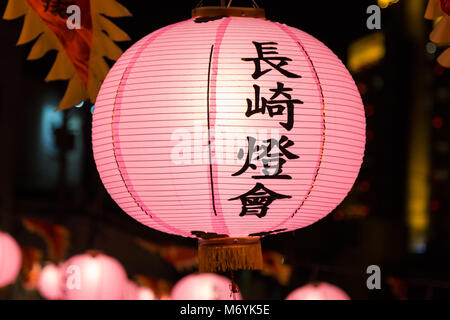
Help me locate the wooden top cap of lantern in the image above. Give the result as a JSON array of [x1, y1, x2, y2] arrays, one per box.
[[192, 6, 266, 19]]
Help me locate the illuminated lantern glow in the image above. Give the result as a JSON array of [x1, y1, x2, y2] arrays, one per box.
[[0, 232, 22, 287], [61, 252, 127, 300], [38, 263, 62, 300], [285, 282, 350, 300], [123, 280, 156, 300], [92, 7, 365, 272], [170, 273, 242, 300], [136, 286, 156, 300]]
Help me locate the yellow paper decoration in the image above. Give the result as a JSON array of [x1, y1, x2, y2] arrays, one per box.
[[2, 0, 131, 109]]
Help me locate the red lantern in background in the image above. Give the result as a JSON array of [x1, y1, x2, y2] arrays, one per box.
[[92, 6, 365, 272], [61, 252, 127, 300], [38, 263, 62, 300], [285, 282, 350, 300], [170, 273, 242, 300], [440, 0, 450, 15], [0, 232, 22, 288]]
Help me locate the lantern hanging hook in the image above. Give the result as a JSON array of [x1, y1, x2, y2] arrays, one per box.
[[251, 0, 260, 8], [195, 0, 260, 8], [192, 1, 265, 18], [309, 264, 320, 283]]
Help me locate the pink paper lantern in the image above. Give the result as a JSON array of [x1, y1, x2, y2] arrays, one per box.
[[122, 280, 139, 300], [171, 273, 242, 300], [136, 286, 156, 300], [0, 231, 22, 288], [61, 252, 127, 300], [38, 263, 62, 300], [123, 280, 156, 300], [285, 282, 350, 300], [92, 12, 365, 271]]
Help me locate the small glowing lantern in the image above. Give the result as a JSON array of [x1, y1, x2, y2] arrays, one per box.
[[123, 280, 156, 300], [61, 252, 127, 300], [136, 286, 156, 300], [0, 231, 22, 287], [38, 263, 62, 300], [92, 6, 365, 272], [285, 282, 350, 300], [170, 273, 242, 300]]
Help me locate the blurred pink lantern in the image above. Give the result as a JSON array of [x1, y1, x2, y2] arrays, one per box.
[[122, 280, 139, 300], [92, 6, 365, 272], [136, 286, 156, 300], [171, 273, 242, 300], [38, 263, 62, 300], [61, 252, 127, 300], [0, 231, 22, 287], [285, 282, 350, 300], [123, 280, 156, 300]]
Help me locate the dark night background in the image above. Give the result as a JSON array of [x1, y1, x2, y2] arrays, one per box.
[[0, 0, 449, 300]]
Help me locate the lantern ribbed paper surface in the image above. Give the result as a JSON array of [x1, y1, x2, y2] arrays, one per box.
[[93, 15, 365, 271], [61, 253, 127, 300], [171, 273, 242, 300], [285, 282, 350, 300], [0, 232, 22, 288]]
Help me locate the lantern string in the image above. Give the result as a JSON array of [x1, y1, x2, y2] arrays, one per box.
[[194, 0, 203, 8], [229, 270, 239, 300], [308, 265, 320, 284]]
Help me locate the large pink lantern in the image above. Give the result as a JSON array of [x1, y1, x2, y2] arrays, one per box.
[[171, 273, 242, 300], [0, 231, 22, 287], [285, 282, 350, 300], [92, 7, 365, 272], [38, 263, 62, 300], [61, 252, 127, 300]]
